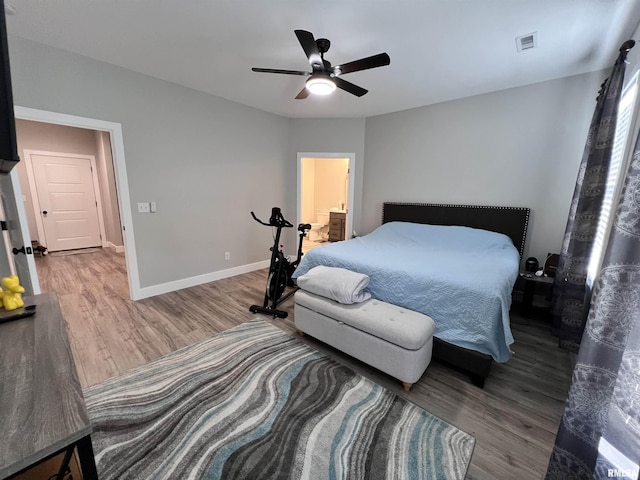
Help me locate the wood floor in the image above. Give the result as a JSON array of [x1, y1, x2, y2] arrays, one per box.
[[35, 248, 575, 480]]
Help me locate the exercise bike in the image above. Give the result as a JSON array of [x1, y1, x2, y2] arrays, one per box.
[[249, 207, 311, 318]]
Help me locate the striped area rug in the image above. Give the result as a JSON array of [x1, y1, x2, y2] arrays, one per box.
[[84, 320, 474, 479]]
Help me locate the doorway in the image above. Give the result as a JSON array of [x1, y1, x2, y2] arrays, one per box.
[[12, 106, 141, 300], [297, 153, 355, 253]]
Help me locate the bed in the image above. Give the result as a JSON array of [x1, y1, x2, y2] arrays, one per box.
[[292, 202, 530, 387]]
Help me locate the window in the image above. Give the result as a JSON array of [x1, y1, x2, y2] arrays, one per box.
[[587, 71, 639, 286]]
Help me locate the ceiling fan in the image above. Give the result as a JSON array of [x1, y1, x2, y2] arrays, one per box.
[[251, 30, 391, 99]]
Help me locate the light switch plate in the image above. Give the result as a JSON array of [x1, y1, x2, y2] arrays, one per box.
[[137, 202, 150, 213]]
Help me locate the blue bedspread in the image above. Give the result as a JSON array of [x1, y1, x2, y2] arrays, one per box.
[[292, 222, 520, 362]]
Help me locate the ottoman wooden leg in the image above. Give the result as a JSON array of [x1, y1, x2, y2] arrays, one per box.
[[402, 382, 413, 392]]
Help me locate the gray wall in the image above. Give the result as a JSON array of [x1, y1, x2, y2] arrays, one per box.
[[362, 70, 608, 264], [288, 118, 366, 245], [6, 35, 609, 292], [0, 180, 14, 277], [9, 37, 290, 287]]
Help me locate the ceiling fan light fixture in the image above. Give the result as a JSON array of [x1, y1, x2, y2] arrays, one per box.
[[306, 76, 336, 95]]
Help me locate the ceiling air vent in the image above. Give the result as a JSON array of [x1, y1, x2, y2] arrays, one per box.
[[516, 32, 538, 52]]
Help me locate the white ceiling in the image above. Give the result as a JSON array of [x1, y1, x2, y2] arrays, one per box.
[[6, 0, 640, 118]]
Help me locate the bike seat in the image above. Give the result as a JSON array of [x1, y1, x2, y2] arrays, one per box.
[[298, 223, 312, 231]]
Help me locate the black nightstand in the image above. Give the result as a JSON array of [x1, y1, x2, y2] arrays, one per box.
[[519, 272, 554, 316]]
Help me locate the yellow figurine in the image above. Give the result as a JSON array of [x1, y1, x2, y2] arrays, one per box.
[[1, 275, 25, 311]]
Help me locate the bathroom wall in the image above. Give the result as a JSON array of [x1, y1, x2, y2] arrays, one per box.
[[314, 158, 349, 214], [301, 157, 349, 224]]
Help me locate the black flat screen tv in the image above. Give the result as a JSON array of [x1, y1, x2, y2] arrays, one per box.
[[0, 1, 18, 174]]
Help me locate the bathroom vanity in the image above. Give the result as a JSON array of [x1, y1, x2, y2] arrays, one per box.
[[329, 211, 346, 242]]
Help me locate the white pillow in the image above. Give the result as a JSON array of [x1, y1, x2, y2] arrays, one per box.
[[296, 265, 371, 304]]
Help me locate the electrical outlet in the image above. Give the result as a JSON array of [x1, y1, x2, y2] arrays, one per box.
[[150, 201, 157, 213], [224, 252, 231, 261], [137, 202, 150, 213]]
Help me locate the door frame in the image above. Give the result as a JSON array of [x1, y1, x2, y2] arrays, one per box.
[[297, 152, 355, 242], [5, 170, 40, 294], [23, 150, 108, 252], [14, 106, 141, 300]]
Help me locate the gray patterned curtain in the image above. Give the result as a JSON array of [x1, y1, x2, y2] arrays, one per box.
[[552, 42, 633, 352], [546, 43, 640, 479]]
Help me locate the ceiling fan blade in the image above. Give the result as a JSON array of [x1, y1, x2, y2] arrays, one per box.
[[333, 77, 368, 97], [251, 68, 309, 76], [333, 53, 390, 75], [295, 86, 310, 100], [294, 30, 323, 69]]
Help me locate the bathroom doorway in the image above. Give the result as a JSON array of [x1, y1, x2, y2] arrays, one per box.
[[297, 153, 355, 254]]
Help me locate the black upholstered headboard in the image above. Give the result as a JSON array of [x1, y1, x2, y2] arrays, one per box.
[[382, 202, 530, 258]]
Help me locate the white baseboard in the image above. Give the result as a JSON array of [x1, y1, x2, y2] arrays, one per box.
[[106, 241, 125, 253], [134, 260, 270, 300]]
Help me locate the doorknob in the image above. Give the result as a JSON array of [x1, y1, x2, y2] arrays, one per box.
[[12, 245, 33, 255], [42, 210, 48, 215]]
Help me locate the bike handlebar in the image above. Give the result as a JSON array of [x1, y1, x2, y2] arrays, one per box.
[[251, 208, 293, 228], [251, 211, 272, 226]]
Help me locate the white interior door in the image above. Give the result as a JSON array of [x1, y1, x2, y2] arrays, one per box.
[[31, 153, 102, 252]]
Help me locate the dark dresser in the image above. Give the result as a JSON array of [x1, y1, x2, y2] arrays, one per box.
[[0, 293, 98, 480]]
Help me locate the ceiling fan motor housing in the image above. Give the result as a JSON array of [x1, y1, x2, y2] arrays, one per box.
[[251, 30, 390, 99], [316, 38, 331, 55]]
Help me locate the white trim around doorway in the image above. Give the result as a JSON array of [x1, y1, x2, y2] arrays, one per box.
[[297, 152, 356, 243], [14, 106, 142, 300]]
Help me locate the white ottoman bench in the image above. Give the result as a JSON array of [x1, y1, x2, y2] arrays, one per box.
[[294, 290, 436, 391]]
